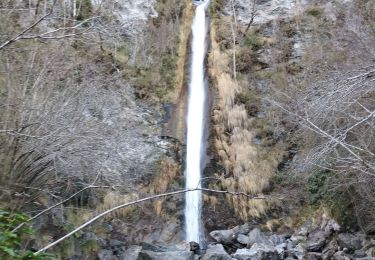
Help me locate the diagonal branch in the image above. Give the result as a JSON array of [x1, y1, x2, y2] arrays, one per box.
[[0, 0, 57, 50], [35, 188, 266, 254]]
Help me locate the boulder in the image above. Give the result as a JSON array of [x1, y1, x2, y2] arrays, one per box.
[[305, 252, 323, 260], [290, 235, 307, 245], [138, 250, 194, 260], [210, 230, 237, 244], [98, 249, 116, 260], [237, 234, 251, 245], [275, 243, 287, 255], [354, 249, 368, 258], [232, 243, 279, 260], [210, 223, 252, 244], [321, 219, 340, 234], [306, 230, 329, 252], [121, 246, 142, 260], [288, 244, 305, 260], [337, 233, 362, 251], [332, 251, 351, 260], [201, 244, 232, 260], [269, 234, 286, 246], [247, 228, 273, 246]]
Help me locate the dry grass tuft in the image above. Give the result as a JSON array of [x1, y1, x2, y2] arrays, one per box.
[[208, 21, 280, 220]]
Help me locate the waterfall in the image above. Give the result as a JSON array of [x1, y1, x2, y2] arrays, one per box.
[[185, 1, 209, 244]]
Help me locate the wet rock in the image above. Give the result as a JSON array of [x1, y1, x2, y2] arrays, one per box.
[[337, 233, 362, 251], [201, 244, 232, 260], [306, 230, 329, 252], [232, 243, 279, 260], [190, 241, 200, 254], [121, 246, 142, 260], [138, 250, 194, 260]]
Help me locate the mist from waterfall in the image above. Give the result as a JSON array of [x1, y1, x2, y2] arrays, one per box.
[[185, 1, 209, 244]]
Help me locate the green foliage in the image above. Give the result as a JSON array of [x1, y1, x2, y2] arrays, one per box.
[[306, 170, 358, 230], [306, 170, 335, 204], [0, 210, 51, 259], [243, 34, 262, 51]]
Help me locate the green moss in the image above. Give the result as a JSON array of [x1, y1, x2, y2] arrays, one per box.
[[305, 7, 323, 18], [81, 239, 99, 256]]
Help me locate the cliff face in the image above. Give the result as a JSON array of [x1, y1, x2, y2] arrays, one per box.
[[206, 0, 374, 234], [0, 0, 192, 258], [0, 0, 374, 258]]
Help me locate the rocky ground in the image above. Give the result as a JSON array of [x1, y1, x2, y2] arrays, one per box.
[[68, 215, 374, 259]]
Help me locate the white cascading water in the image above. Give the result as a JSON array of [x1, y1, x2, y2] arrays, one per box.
[[185, 1, 209, 244]]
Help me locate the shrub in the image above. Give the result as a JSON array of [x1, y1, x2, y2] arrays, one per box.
[[0, 210, 51, 259]]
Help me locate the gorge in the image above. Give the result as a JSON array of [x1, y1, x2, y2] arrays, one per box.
[[0, 0, 374, 259]]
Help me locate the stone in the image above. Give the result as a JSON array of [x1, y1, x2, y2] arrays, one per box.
[[297, 227, 309, 237], [275, 243, 287, 255], [306, 230, 329, 252], [210, 229, 237, 244], [290, 235, 307, 245], [305, 252, 323, 260], [121, 246, 142, 260], [210, 224, 252, 245], [366, 247, 375, 257], [190, 241, 200, 254], [321, 219, 340, 233], [332, 251, 350, 260], [337, 233, 362, 251], [269, 234, 286, 246], [98, 249, 116, 260], [237, 223, 252, 234], [138, 250, 194, 260], [247, 228, 273, 246], [289, 244, 305, 260], [237, 234, 251, 245], [232, 243, 279, 260], [355, 249, 367, 258], [201, 244, 232, 260]]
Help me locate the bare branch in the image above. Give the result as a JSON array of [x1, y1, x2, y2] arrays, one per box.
[[0, 0, 57, 50], [35, 188, 265, 254]]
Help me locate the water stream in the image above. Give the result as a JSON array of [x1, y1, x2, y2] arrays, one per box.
[[185, 1, 209, 244]]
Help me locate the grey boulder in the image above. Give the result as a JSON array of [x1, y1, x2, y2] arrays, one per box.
[[201, 244, 232, 260], [232, 243, 279, 260], [337, 233, 362, 251]]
